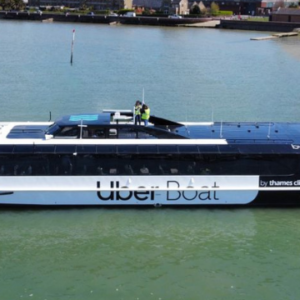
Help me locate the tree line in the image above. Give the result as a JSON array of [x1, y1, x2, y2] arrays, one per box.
[[0, 0, 25, 11]]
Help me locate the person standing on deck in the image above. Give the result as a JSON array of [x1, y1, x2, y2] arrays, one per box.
[[141, 104, 150, 126], [134, 101, 142, 125]]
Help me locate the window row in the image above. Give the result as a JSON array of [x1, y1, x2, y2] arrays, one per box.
[[0, 154, 298, 176], [0, 144, 290, 155]]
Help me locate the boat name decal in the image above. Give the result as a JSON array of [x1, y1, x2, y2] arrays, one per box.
[[96, 181, 220, 202]]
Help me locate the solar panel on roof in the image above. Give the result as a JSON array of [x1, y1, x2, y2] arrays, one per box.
[[69, 115, 98, 122]]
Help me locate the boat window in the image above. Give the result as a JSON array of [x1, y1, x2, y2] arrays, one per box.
[[117, 145, 138, 154], [55, 145, 76, 154], [0, 155, 50, 176], [81, 129, 89, 139], [97, 145, 117, 153], [0, 145, 14, 154], [54, 126, 79, 138], [89, 128, 106, 139], [45, 123, 59, 135], [0, 153, 298, 176], [14, 145, 34, 153], [218, 145, 239, 154], [137, 131, 157, 139], [198, 146, 219, 154], [118, 127, 138, 139], [141, 127, 167, 139], [74, 154, 97, 175], [77, 145, 97, 154], [158, 145, 178, 153], [178, 145, 199, 153], [138, 145, 158, 154], [34, 145, 55, 153], [59, 155, 74, 175], [109, 128, 117, 138]]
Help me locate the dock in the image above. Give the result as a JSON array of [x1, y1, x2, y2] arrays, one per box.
[[42, 18, 53, 23], [251, 31, 299, 40], [180, 20, 220, 28]]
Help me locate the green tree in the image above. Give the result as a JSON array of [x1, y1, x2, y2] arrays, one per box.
[[288, 2, 298, 7], [142, 8, 150, 15], [1, 0, 25, 10], [210, 2, 219, 16], [190, 5, 201, 14]]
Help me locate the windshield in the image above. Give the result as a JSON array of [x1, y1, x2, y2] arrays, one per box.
[[45, 123, 60, 135]]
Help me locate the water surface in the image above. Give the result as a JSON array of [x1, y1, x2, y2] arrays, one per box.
[[1, 21, 300, 122], [1, 20, 300, 300]]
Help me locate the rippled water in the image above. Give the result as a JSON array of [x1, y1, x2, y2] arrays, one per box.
[[1, 209, 300, 299], [1, 20, 300, 122], [1, 20, 300, 300]]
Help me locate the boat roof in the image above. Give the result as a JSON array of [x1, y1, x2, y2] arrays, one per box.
[[1, 111, 300, 155]]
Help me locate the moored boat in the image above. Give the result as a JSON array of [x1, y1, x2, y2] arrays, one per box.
[[1, 109, 300, 207]]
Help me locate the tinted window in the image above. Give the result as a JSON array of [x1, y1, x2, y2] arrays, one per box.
[[0, 153, 297, 176], [77, 145, 97, 154], [0, 145, 14, 154], [158, 145, 178, 153], [55, 126, 79, 137], [199, 146, 219, 154], [138, 145, 158, 154], [97, 145, 116, 153], [117, 145, 138, 154], [14, 145, 34, 153], [56, 145, 76, 153], [34, 145, 55, 153], [178, 145, 199, 153]]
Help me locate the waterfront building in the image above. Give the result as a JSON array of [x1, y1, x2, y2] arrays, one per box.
[[132, 0, 162, 11], [195, 0, 258, 15], [161, 0, 189, 14], [26, 0, 299, 16], [271, 8, 300, 22], [27, 0, 133, 10], [195, 0, 299, 15], [132, 0, 298, 16]]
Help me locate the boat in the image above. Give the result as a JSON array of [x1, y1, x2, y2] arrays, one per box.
[[1, 109, 300, 207]]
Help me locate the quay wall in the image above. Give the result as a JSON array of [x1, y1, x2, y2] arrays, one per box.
[[2, 12, 300, 32], [219, 19, 300, 32], [0, 12, 211, 26]]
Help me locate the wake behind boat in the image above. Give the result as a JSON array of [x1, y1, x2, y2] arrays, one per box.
[[1, 109, 300, 207]]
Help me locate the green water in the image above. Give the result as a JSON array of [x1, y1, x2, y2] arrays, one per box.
[[1, 209, 300, 300], [1, 20, 300, 299]]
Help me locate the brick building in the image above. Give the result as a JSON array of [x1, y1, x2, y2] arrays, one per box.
[[271, 8, 300, 22]]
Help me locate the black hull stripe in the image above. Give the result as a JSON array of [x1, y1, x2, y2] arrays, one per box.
[[0, 192, 14, 196]]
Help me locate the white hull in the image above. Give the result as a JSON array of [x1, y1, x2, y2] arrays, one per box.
[[0, 175, 261, 205]]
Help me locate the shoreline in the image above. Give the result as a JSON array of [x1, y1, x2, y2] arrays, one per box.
[[0, 11, 212, 26], [1, 11, 300, 32]]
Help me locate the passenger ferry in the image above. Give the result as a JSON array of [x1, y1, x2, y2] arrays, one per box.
[[1, 109, 300, 207]]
